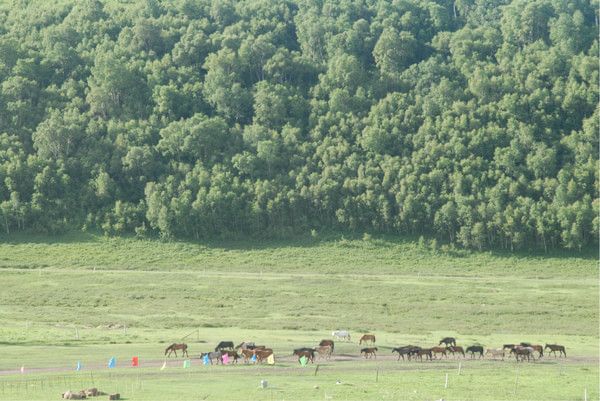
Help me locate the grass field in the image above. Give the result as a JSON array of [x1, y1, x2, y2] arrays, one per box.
[[0, 232, 598, 400]]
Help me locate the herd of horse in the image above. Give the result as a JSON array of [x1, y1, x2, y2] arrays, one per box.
[[163, 335, 567, 365]]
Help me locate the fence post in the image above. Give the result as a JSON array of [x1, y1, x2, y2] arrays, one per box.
[[444, 373, 448, 389]]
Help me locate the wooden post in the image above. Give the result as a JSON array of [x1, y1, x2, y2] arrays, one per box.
[[376, 367, 379, 383], [314, 364, 320, 376]]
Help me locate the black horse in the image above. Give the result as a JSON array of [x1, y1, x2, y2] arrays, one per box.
[[466, 345, 484, 358], [392, 346, 419, 361], [439, 337, 456, 347], [215, 341, 235, 352]]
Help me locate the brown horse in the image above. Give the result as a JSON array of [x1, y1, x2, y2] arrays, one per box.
[[545, 344, 566, 357], [446, 346, 465, 358], [360, 347, 378, 359], [165, 343, 188, 358], [254, 349, 273, 363], [319, 339, 335, 352], [485, 348, 505, 360], [529, 344, 543, 358], [295, 350, 314, 363], [510, 346, 534, 362], [314, 345, 333, 360], [240, 349, 255, 363], [220, 350, 240, 363], [414, 348, 432, 361], [359, 334, 376, 345], [431, 346, 448, 359]]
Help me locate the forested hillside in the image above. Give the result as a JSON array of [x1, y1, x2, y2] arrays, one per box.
[[0, 0, 597, 250]]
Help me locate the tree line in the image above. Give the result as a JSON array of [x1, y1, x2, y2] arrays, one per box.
[[0, 0, 597, 251]]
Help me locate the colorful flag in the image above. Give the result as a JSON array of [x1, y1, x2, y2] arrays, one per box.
[[221, 353, 229, 365], [132, 356, 139, 367], [160, 361, 166, 370], [108, 357, 116, 369], [202, 354, 210, 365], [183, 359, 191, 368], [76, 361, 82, 371], [299, 356, 308, 366], [251, 354, 257, 363], [267, 354, 275, 365]]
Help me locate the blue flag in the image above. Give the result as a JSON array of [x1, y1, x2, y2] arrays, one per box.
[[76, 361, 82, 371], [251, 354, 257, 363], [202, 354, 210, 365], [108, 357, 116, 369]]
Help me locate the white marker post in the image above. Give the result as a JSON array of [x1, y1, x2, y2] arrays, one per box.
[[584, 388, 587, 401], [444, 373, 448, 389], [458, 362, 462, 375]]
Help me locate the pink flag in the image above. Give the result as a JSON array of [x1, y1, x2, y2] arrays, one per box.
[[221, 353, 229, 365], [20, 366, 24, 374], [132, 356, 139, 367]]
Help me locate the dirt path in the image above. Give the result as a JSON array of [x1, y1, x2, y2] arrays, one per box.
[[0, 353, 595, 377]]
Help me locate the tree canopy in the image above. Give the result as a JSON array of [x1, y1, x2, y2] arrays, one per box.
[[0, 0, 597, 251]]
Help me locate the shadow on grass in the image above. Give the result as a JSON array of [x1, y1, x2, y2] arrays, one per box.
[[0, 229, 597, 261]]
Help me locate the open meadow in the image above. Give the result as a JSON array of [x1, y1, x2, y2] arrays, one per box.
[[0, 233, 598, 400]]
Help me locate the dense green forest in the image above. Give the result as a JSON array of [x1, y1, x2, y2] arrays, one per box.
[[0, 0, 597, 250]]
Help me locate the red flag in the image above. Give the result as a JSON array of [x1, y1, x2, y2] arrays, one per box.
[[132, 356, 139, 367]]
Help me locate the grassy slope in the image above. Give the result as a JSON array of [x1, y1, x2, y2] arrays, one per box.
[[0, 233, 597, 400]]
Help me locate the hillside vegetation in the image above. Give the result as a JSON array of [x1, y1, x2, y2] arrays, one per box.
[[0, 0, 597, 251]]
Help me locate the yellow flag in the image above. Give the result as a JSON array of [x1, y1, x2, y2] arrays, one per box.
[[160, 361, 166, 370], [267, 354, 275, 365]]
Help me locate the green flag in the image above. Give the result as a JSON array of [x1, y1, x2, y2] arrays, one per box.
[[299, 356, 308, 366], [183, 359, 191, 368]]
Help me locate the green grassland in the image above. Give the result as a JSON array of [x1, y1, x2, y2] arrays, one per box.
[[0, 233, 597, 400]]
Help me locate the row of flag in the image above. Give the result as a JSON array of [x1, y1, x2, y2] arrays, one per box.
[[69, 354, 276, 371]]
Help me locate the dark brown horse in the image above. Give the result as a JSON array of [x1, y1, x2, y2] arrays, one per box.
[[360, 347, 378, 359], [359, 334, 376, 345], [529, 344, 543, 358], [431, 346, 448, 359], [295, 350, 314, 363], [165, 343, 188, 358], [392, 346, 417, 361], [220, 350, 240, 363], [545, 344, 566, 357], [319, 339, 335, 352]]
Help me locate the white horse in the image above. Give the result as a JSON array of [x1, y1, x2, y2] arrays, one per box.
[[332, 330, 351, 341]]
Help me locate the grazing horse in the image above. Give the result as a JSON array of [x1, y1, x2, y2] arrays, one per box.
[[392, 346, 415, 361], [215, 341, 234, 352], [503, 344, 516, 351], [319, 339, 335, 352], [359, 334, 376, 345], [200, 351, 222, 364], [360, 347, 378, 359], [430, 346, 448, 359], [314, 345, 333, 360], [165, 343, 188, 358], [545, 344, 566, 357], [414, 348, 433, 361], [485, 348, 505, 360], [439, 337, 456, 347], [529, 344, 543, 358], [254, 349, 273, 363], [510, 346, 534, 362], [240, 349, 255, 363], [446, 346, 465, 358], [295, 350, 314, 363], [466, 345, 484, 358], [332, 330, 351, 341], [220, 350, 240, 363]]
